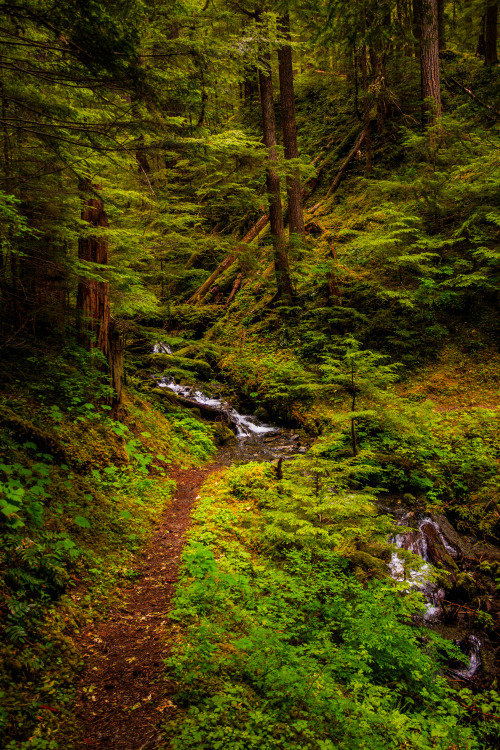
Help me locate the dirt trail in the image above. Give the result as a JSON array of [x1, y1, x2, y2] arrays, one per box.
[[76, 463, 223, 749]]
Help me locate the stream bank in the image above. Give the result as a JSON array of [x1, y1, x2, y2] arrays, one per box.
[[150, 356, 500, 692]]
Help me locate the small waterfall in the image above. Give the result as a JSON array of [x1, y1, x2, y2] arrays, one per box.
[[448, 635, 482, 681], [388, 512, 482, 679], [388, 514, 452, 624], [157, 377, 277, 438]]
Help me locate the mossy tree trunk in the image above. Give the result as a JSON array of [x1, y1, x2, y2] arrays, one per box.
[[259, 52, 293, 304], [77, 177, 123, 409], [278, 12, 304, 238]]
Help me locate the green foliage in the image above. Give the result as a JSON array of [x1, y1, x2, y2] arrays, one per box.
[[165, 463, 499, 749], [0, 343, 216, 747]]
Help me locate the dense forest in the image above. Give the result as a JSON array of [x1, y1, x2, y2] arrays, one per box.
[[1, 0, 500, 748]]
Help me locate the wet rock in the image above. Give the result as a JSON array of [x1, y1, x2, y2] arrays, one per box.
[[212, 423, 237, 446], [419, 521, 459, 575]]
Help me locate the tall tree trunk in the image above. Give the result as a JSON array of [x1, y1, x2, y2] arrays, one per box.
[[278, 12, 304, 237], [77, 178, 123, 408], [485, 1, 499, 64], [258, 53, 293, 303], [77, 178, 110, 356], [417, 0, 442, 122], [360, 42, 372, 173]]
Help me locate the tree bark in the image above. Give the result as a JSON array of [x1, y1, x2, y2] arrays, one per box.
[[77, 178, 110, 356], [77, 178, 123, 410], [278, 13, 304, 237], [485, 1, 498, 64], [417, 0, 442, 122], [259, 52, 293, 304]]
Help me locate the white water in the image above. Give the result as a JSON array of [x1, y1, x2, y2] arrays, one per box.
[[388, 514, 457, 623], [388, 512, 482, 677], [450, 635, 482, 681], [157, 376, 277, 439]]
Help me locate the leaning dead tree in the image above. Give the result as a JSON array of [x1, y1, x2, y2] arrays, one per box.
[[187, 213, 269, 304]]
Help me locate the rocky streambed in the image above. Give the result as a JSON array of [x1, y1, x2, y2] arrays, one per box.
[[385, 501, 500, 685]]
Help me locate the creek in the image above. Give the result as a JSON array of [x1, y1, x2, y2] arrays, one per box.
[[154, 342, 311, 463], [385, 505, 495, 684], [153, 343, 497, 687]]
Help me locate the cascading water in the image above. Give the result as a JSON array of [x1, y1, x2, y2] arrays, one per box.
[[388, 511, 482, 681], [153, 342, 172, 354], [157, 376, 277, 438], [153, 343, 308, 461]]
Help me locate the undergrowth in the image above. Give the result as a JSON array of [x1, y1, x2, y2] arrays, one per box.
[[164, 461, 500, 749], [0, 342, 216, 748]]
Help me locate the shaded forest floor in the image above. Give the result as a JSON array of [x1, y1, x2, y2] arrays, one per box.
[[399, 344, 500, 411], [75, 463, 224, 749]]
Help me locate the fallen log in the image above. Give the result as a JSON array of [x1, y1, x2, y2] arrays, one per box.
[[187, 213, 269, 304], [326, 130, 365, 199], [224, 272, 243, 308]]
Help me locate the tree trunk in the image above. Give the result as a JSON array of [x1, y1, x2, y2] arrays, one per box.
[[485, 1, 498, 64], [77, 178, 123, 409], [77, 178, 110, 356], [418, 0, 442, 122], [278, 12, 304, 237], [259, 52, 293, 303]]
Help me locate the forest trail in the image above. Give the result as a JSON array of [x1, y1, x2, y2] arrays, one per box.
[[76, 462, 224, 749]]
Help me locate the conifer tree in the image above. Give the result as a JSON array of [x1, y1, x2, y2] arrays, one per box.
[[259, 47, 293, 302], [278, 11, 304, 237]]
